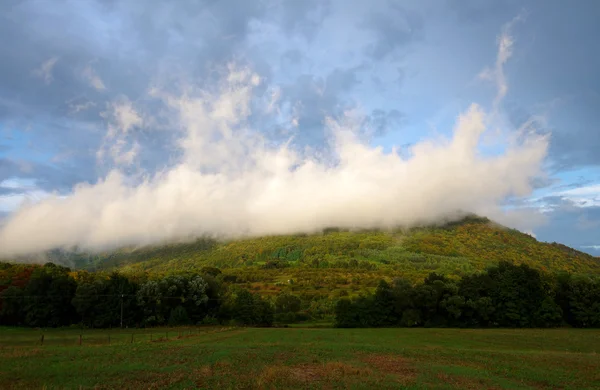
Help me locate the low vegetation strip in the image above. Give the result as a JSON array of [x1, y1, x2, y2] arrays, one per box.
[[1, 327, 599, 389], [0, 326, 237, 347]]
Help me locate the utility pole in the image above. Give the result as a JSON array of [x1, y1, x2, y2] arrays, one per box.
[[120, 294, 124, 328]]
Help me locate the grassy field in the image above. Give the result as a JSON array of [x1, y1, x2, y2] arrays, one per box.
[[1, 327, 600, 389]]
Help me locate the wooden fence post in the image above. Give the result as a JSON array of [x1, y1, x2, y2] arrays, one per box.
[[79, 334, 82, 346], [40, 334, 44, 346]]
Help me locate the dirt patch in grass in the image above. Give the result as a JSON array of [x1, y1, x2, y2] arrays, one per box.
[[436, 372, 501, 390], [255, 361, 373, 388], [360, 353, 417, 385], [414, 354, 489, 371], [98, 370, 188, 390], [150, 337, 171, 343], [195, 361, 234, 387], [0, 348, 45, 358]]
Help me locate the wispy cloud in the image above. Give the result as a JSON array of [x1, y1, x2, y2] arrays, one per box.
[[81, 64, 106, 91], [68, 100, 96, 114], [479, 11, 527, 113], [581, 245, 600, 251], [556, 184, 600, 208], [97, 98, 143, 167], [33, 57, 59, 85]]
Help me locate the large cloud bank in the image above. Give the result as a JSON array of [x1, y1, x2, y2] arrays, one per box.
[[0, 20, 549, 256], [0, 67, 548, 255]]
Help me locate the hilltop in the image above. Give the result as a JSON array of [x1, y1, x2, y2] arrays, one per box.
[[19, 215, 594, 298]]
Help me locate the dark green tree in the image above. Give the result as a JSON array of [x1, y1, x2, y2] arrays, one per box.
[[22, 264, 77, 327], [169, 305, 190, 325], [0, 286, 25, 325]]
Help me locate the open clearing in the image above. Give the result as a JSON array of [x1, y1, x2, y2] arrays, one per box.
[[1, 327, 599, 389]]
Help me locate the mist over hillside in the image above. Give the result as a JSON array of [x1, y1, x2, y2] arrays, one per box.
[[5, 215, 593, 288]]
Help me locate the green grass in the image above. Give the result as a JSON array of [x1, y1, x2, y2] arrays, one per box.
[[2, 327, 599, 389]]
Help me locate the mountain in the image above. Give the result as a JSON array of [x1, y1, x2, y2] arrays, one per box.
[[4, 215, 599, 298], [30, 215, 590, 291]]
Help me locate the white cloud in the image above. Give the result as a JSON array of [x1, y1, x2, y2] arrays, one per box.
[[82, 64, 106, 90], [557, 184, 600, 208], [97, 98, 143, 166], [33, 57, 59, 85], [109, 99, 142, 135], [68, 100, 96, 114], [0, 60, 549, 255], [581, 245, 600, 251], [479, 12, 527, 114]]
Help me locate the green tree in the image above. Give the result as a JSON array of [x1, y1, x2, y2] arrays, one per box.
[[334, 298, 357, 328], [169, 305, 190, 325], [22, 264, 77, 327], [0, 286, 25, 325], [229, 288, 273, 326]]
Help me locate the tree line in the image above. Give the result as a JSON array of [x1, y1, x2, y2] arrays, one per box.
[[334, 261, 600, 328], [1, 261, 599, 329], [0, 263, 304, 328]]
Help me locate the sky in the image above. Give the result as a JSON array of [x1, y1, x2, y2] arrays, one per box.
[[0, 0, 599, 256]]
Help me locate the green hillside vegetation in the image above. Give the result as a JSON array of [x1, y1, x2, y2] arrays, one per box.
[[56, 216, 597, 295]]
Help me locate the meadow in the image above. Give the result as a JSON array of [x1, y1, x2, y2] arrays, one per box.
[[1, 326, 599, 389]]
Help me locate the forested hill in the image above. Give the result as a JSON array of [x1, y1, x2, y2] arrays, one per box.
[[3, 216, 600, 329], [36, 215, 600, 282]]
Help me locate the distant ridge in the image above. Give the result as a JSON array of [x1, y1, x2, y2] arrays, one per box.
[[6, 215, 596, 284]]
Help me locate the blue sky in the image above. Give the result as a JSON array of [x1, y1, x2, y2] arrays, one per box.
[[1, 0, 599, 255]]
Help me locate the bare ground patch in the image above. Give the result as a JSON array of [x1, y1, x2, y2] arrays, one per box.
[[195, 361, 234, 388], [0, 348, 45, 358], [436, 372, 502, 390], [255, 361, 373, 388], [360, 353, 418, 385], [95, 370, 189, 390]]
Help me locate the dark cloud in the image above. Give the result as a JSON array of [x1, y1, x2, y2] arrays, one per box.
[[547, 93, 600, 171], [530, 176, 559, 190], [275, 65, 405, 149], [280, 0, 332, 41], [360, 2, 423, 60], [446, 0, 522, 24], [553, 177, 595, 191], [505, 99, 600, 173], [536, 204, 600, 255], [0, 0, 420, 196], [0, 0, 274, 192], [0, 187, 23, 196], [280, 68, 360, 146], [0, 157, 95, 194], [501, 1, 600, 171]]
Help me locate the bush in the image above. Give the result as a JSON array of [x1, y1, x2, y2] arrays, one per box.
[[169, 306, 190, 326]]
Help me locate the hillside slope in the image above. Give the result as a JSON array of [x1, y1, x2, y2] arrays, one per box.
[[66, 216, 599, 280], [4, 216, 599, 299]]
